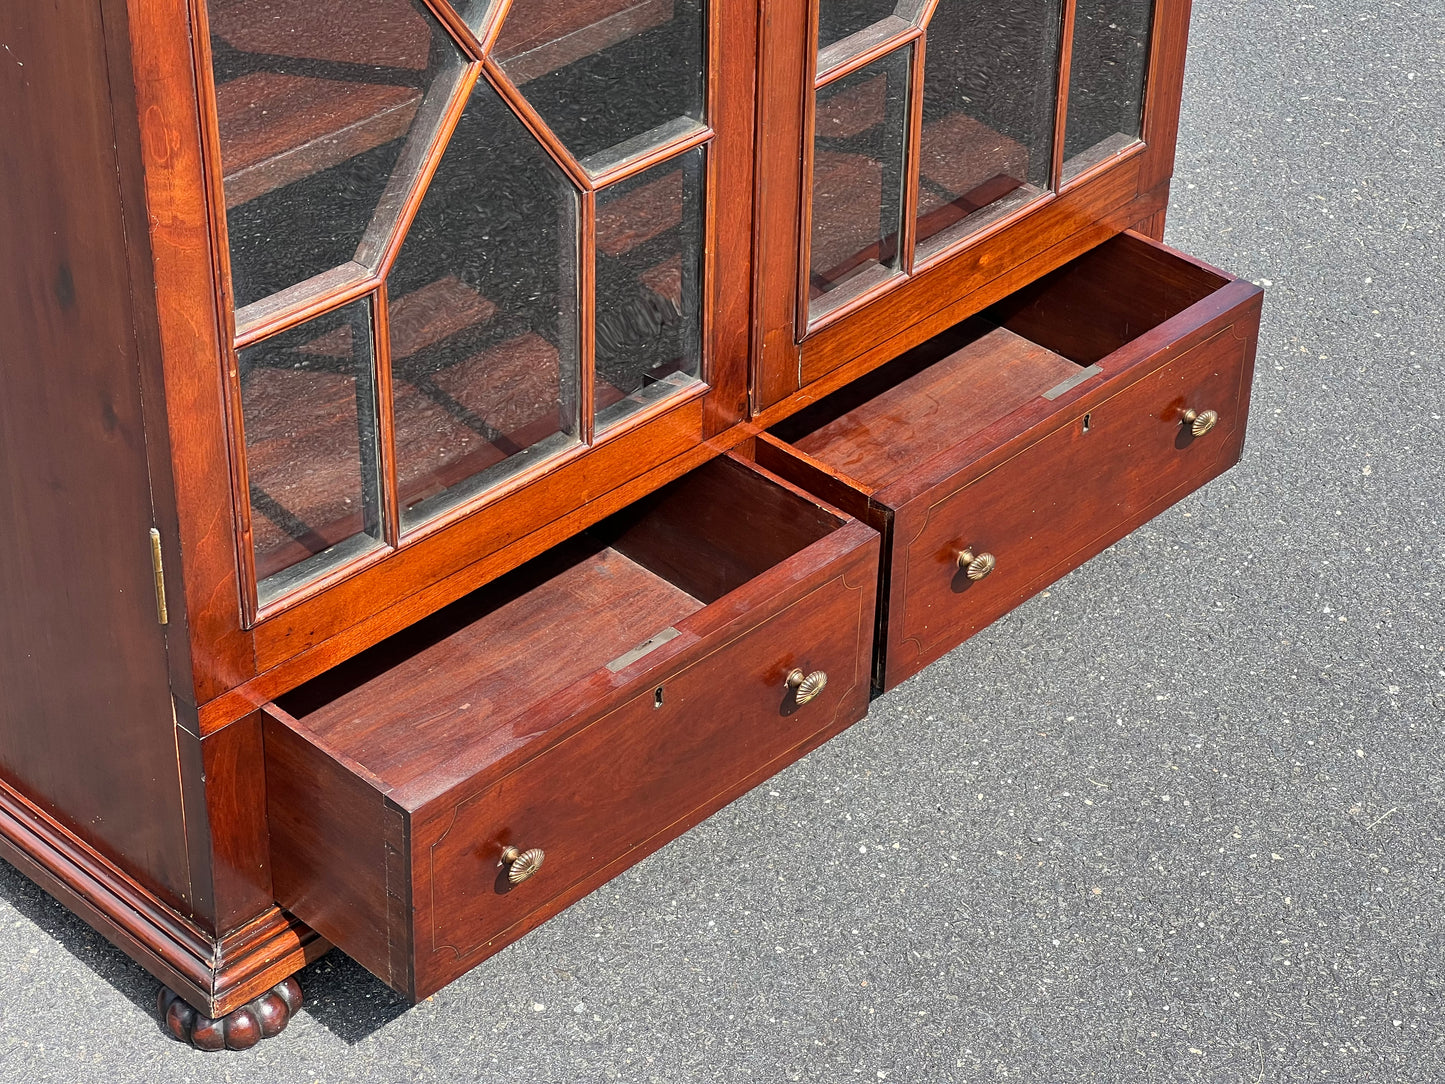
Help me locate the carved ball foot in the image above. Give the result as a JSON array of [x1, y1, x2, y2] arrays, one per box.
[[157, 978, 302, 1050]]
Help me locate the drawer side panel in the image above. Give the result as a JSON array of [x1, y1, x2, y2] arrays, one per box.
[[264, 713, 410, 993]]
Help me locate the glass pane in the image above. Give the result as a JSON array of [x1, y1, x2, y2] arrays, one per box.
[[1063, 0, 1153, 181], [916, 0, 1063, 256], [594, 148, 705, 431], [239, 297, 384, 600], [389, 75, 581, 531], [495, 0, 705, 164], [808, 49, 909, 316], [818, 0, 922, 52], [206, 0, 466, 310], [447, 0, 499, 33]]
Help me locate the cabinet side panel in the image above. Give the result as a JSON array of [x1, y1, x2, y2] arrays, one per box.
[[0, 0, 192, 907]]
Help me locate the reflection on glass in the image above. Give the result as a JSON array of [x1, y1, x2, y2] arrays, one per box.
[[1063, 0, 1153, 181], [239, 297, 383, 600], [817, 0, 923, 53], [808, 49, 909, 316], [206, 0, 465, 310], [447, 0, 499, 33], [594, 148, 705, 430], [819, 0, 899, 50], [496, 0, 705, 163], [388, 75, 581, 531], [916, 0, 1062, 256]]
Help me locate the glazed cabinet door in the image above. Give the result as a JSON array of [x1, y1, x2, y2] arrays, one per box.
[[132, 0, 756, 710], [754, 0, 1191, 411]]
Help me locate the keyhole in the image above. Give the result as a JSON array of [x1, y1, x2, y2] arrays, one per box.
[[654, 686, 665, 709], [1081, 412, 1092, 434]]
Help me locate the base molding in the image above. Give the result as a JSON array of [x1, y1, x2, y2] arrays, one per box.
[[0, 773, 328, 1018]]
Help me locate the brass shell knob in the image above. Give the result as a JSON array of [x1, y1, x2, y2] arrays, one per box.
[[1182, 408, 1219, 437], [955, 548, 996, 581], [500, 845, 545, 885], [785, 668, 828, 705]]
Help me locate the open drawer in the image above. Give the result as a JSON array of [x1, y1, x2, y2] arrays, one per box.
[[759, 232, 1263, 692], [262, 455, 879, 1001]]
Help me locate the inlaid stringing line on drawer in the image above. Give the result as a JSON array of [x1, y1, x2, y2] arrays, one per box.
[[423, 568, 873, 961]]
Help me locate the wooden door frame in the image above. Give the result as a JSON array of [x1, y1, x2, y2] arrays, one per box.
[[125, 0, 759, 724], [751, 0, 1194, 415]]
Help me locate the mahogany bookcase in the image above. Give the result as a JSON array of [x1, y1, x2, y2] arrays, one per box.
[[0, 0, 1259, 1049]]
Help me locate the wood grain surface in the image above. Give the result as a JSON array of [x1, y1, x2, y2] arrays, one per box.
[[0, 0, 193, 910], [887, 312, 1257, 686], [264, 456, 879, 998], [763, 234, 1261, 691], [791, 327, 1080, 492]]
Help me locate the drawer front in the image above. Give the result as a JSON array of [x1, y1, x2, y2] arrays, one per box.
[[889, 319, 1254, 683], [411, 559, 876, 995]]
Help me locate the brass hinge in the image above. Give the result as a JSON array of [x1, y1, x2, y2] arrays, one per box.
[[149, 528, 169, 625]]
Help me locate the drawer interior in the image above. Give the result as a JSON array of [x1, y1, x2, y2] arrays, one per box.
[[275, 455, 846, 803], [987, 232, 1231, 365], [770, 233, 1231, 492]]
